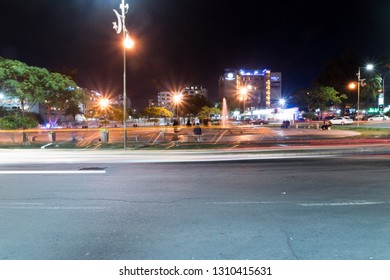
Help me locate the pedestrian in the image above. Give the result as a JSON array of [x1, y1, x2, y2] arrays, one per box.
[[327, 120, 332, 130], [193, 123, 202, 142], [321, 120, 328, 130]]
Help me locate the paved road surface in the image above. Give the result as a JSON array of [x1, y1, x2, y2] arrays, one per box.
[[1, 150, 390, 260]]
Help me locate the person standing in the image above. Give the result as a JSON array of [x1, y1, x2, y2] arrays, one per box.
[[193, 123, 202, 142]]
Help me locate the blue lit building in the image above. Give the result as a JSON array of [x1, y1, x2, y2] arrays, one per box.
[[219, 68, 282, 109]]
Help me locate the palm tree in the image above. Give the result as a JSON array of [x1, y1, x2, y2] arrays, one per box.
[[362, 74, 382, 108]]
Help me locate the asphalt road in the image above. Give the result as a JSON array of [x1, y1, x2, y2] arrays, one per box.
[[1, 151, 390, 260]]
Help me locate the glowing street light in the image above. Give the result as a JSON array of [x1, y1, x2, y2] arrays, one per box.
[[239, 87, 248, 114], [99, 98, 109, 109], [124, 32, 134, 49], [173, 93, 182, 120], [278, 98, 286, 108], [113, 0, 134, 149], [99, 98, 110, 127]]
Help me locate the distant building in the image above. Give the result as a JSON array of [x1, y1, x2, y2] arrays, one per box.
[[156, 85, 208, 110], [219, 68, 282, 109], [156, 91, 172, 109], [182, 85, 208, 99]]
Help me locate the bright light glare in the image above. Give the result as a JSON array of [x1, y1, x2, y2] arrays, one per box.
[[239, 88, 248, 95], [124, 33, 134, 49], [366, 64, 374, 71], [348, 82, 357, 90], [173, 94, 182, 104], [99, 98, 109, 108]]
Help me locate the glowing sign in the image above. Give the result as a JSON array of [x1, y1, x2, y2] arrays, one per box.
[[239, 69, 268, 76], [226, 73, 235, 80]]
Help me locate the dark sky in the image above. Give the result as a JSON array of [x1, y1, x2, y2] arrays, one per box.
[[1, 0, 389, 108]]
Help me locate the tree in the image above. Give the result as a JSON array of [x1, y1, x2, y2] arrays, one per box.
[[181, 94, 211, 116], [141, 106, 173, 118], [362, 74, 382, 108], [197, 106, 220, 121], [0, 57, 48, 115], [0, 113, 38, 130], [0, 57, 86, 127], [305, 86, 347, 116], [43, 72, 85, 127], [64, 101, 83, 122]]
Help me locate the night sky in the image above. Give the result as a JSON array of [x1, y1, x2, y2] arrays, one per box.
[[1, 0, 389, 108]]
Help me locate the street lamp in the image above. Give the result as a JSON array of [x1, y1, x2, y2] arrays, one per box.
[[113, 0, 134, 149], [99, 98, 109, 127], [278, 98, 286, 109], [379, 70, 390, 113], [356, 64, 374, 126], [173, 93, 182, 121], [239, 87, 248, 114]]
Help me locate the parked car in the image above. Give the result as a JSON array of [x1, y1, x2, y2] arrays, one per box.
[[330, 117, 354, 125], [368, 115, 390, 121], [230, 120, 244, 125], [250, 119, 269, 125], [280, 120, 290, 128]]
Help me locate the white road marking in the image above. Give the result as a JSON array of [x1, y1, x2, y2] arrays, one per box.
[[208, 201, 387, 207], [0, 170, 106, 174], [299, 201, 385, 207], [0, 206, 106, 210], [208, 201, 282, 205]]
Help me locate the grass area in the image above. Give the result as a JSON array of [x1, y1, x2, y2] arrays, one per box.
[[331, 125, 390, 137]]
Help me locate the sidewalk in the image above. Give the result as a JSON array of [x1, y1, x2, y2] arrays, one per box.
[[0, 125, 387, 151]]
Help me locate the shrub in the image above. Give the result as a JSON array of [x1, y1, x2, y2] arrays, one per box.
[[0, 114, 38, 129]]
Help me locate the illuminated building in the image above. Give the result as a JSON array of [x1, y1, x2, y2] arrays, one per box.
[[219, 68, 282, 109], [157, 85, 208, 109]]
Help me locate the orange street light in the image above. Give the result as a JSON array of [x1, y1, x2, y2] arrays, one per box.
[[99, 98, 110, 127], [173, 93, 182, 120], [99, 98, 109, 109], [124, 32, 134, 49], [348, 82, 357, 90]]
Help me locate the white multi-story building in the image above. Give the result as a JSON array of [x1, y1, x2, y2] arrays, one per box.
[[156, 85, 208, 110], [156, 91, 172, 109], [182, 85, 208, 99]]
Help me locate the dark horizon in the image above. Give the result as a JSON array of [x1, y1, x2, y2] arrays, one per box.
[[1, 0, 389, 109]]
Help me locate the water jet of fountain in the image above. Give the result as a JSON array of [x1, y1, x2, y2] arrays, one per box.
[[221, 98, 228, 128]]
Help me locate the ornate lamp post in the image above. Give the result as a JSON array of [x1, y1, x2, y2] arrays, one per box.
[[356, 64, 374, 127], [113, 0, 134, 149]]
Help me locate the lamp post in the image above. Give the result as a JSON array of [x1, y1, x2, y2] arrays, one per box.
[[173, 93, 182, 121], [99, 98, 109, 127], [239, 87, 248, 115], [357, 67, 361, 127], [356, 64, 374, 126], [113, 0, 134, 150], [279, 98, 286, 109], [379, 70, 390, 113]]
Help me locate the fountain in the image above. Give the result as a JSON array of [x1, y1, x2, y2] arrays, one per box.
[[221, 97, 228, 128]]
